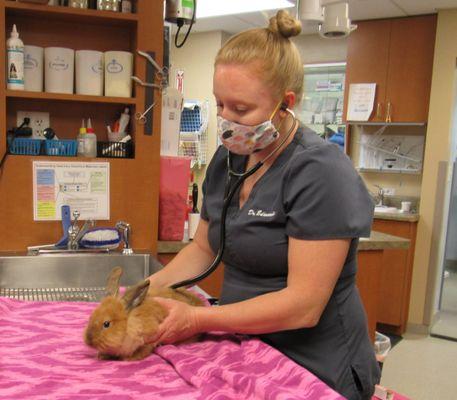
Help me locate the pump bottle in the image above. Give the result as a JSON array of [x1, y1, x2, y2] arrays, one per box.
[[7, 24, 24, 90]]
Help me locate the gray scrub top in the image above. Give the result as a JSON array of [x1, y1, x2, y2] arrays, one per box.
[[201, 126, 381, 400]]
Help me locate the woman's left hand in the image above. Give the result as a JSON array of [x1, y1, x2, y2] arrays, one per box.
[[148, 297, 200, 346]]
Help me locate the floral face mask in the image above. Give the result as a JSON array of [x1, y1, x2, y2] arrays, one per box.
[[217, 101, 285, 155]]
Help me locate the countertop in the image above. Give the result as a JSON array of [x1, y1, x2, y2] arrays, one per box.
[[158, 230, 410, 254], [359, 231, 410, 250], [374, 211, 419, 222]]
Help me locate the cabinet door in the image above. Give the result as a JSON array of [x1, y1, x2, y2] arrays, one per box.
[[372, 219, 417, 333], [343, 19, 391, 122], [386, 15, 437, 123]]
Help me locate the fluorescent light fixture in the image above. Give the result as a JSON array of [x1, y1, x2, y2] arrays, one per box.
[[304, 62, 346, 68], [197, 0, 295, 19]]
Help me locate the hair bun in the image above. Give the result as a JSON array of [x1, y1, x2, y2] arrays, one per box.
[[268, 10, 302, 38]]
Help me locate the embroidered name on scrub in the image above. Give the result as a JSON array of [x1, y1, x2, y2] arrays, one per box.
[[248, 209, 276, 217]]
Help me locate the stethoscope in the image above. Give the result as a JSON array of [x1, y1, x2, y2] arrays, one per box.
[[170, 114, 298, 290]]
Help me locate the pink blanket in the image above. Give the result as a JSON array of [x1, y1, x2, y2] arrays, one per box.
[[0, 297, 344, 400]]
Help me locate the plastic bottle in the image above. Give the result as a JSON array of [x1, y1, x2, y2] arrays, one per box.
[[121, 0, 132, 13], [84, 118, 98, 158], [7, 24, 25, 91], [118, 107, 130, 135], [77, 119, 87, 157]]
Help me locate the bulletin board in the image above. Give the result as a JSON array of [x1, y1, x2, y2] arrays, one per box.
[[33, 161, 110, 221]]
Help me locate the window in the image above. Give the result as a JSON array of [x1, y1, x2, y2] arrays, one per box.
[[296, 62, 346, 150]]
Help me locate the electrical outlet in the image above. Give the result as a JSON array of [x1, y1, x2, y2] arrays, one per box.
[[17, 111, 50, 139], [383, 188, 396, 196]]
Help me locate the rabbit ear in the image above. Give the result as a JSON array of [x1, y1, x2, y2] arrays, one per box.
[[106, 266, 123, 297], [122, 280, 150, 311]]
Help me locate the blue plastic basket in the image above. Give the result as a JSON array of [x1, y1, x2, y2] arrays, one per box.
[[8, 137, 42, 155], [44, 140, 77, 156], [180, 106, 202, 132]]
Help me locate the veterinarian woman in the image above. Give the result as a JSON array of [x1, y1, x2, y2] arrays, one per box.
[[148, 9, 380, 399]]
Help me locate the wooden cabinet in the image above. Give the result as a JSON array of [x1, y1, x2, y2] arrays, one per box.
[[0, 1, 163, 252], [372, 219, 418, 334], [344, 15, 437, 123], [357, 250, 383, 342], [158, 249, 384, 341], [343, 19, 391, 123]]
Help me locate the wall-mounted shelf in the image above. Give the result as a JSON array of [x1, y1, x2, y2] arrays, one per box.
[[6, 90, 137, 105], [357, 141, 421, 163], [0, 0, 164, 253], [5, 1, 138, 26], [357, 167, 422, 175], [347, 121, 427, 127]]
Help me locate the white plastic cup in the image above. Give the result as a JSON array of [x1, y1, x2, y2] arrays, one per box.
[[108, 131, 127, 142], [45, 47, 75, 94], [24, 45, 44, 92], [75, 50, 103, 96], [401, 201, 412, 213], [188, 213, 200, 240], [104, 51, 133, 97]]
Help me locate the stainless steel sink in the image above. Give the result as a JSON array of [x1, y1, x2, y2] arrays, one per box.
[[0, 252, 163, 292]]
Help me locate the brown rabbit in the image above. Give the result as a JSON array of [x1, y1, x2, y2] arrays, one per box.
[[84, 266, 204, 361]]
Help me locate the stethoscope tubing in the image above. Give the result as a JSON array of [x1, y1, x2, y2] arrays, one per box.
[[170, 116, 298, 290], [169, 161, 263, 289]]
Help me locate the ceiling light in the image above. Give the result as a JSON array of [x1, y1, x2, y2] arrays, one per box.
[[298, 0, 323, 22], [196, 0, 295, 19], [319, 2, 357, 38]]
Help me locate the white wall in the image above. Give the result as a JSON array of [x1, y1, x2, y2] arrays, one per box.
[[170, 32, 349, 190], [293, 34, 348, 64], [170, 31, 225, 190]]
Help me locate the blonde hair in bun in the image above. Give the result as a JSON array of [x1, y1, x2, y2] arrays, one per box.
[[268, 9, 302, 38], [215, 10, 304, 101]]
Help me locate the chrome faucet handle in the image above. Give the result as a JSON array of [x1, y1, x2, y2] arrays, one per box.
[[72, 210, 80, 224], [68, 225, 79, 250], [74, 219, 95, 243], [116, 221, 133, 255]]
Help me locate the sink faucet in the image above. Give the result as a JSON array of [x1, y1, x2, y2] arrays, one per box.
[[116, 221, 133, 255], [68, 211, 95, 250], [373, 185, 385, 207]]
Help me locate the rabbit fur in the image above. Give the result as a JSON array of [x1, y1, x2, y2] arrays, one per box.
[[84, 266, 204, 361]]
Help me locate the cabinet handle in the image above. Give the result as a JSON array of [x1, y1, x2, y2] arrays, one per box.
[[376, 103, 382, 119], [386, 102, 392, 123]]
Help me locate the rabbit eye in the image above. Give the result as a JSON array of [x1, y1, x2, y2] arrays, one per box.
[[103, 321, 111, 328]]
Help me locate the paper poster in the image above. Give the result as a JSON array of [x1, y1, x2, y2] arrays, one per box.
[[33, 161, 110, 221], [346, 83, 376, 121]]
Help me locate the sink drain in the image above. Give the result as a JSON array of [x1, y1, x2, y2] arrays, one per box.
[[0, 287, 107, 302]]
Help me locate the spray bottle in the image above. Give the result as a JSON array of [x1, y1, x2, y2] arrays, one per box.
[[7, 24, 25, 90]]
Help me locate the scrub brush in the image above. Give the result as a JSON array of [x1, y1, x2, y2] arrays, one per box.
[[79, 227, 121, 250]]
